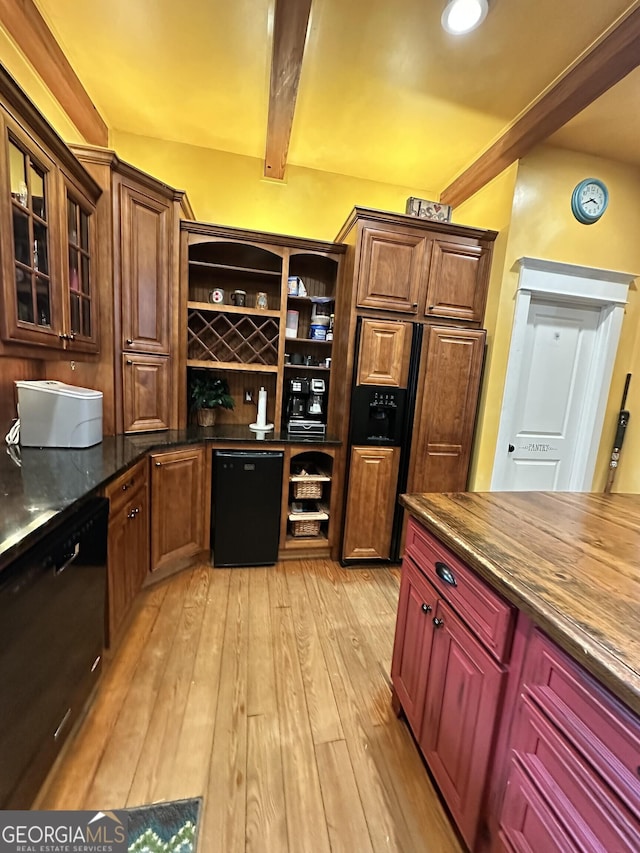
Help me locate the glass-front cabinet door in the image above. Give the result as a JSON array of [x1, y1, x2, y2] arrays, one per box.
[[63, 180, 98, 352], [2, 123, 61, 347]]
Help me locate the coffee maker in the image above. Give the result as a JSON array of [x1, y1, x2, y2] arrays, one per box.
[[286, 376, 326, 437]]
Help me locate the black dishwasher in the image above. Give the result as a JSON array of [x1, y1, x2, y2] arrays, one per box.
[[0, 497, 108, 808], [212, 450, 284, 566]]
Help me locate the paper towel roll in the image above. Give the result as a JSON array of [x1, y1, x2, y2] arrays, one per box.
[[257, 387, 267, 428]]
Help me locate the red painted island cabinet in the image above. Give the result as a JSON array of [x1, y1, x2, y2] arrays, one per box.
[[392, 514, 640, 852], [392, 517, 514, 850]]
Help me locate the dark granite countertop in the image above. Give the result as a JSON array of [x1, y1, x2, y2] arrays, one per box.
[[1, 426, 339, 569], [401, 491, 640, 717]]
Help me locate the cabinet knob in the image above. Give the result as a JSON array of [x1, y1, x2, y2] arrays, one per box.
[[155, 461, 161, 467], [413, 302, 418, 308], [126, 359, 133, 365], [421, 603, 432, 613], [126, 338, 133, 345], [433, 617, 445, 629]]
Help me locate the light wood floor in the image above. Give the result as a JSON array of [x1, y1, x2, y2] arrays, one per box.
[[40, 560, 463, 852]]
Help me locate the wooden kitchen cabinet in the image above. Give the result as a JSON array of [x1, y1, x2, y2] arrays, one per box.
[[391, 554, 438, 733], [408, 326, 485, 493], [356, 225, 425, 314], [424, 240, 491, 324], [119, 180, 172, 355], [496, 628, 640, 853], [122, 353, 171, 433], [392, 517, 511, 850], [150, 445, 209, 573], [71, 145, 191, 434], [419, 594, 504, 849], [356, 318, 411, 386], [0, 71, 101, 355], [104, 460, 149, 646], [342, 445, 400, 560]]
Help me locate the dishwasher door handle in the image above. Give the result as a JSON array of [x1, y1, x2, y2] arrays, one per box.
[[53, 542, 80, 576]]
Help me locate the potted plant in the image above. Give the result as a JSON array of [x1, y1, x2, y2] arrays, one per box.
[[188, 370, 234, 426]]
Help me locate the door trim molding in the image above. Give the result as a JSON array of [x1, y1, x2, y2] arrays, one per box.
[[491, 257, 635, 491]]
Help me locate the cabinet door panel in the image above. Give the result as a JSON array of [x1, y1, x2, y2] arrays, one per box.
[[106, 483, 148, 647], [409, 326, 485, 493], [391, 556, 438, 735], [0, 116, 63, 349], [424, 240, 490, 323], [420, 597, 504, 850], [357, 227, 425, 313], [62, 177, 99, 353], [499, 761, 579, 853], [342, 446, 400, 560], [506, 697, 640, 852], [122, 353, 171, 433], [357, 318, 411, 386], [120, 183, 171, 353], [150, 446, 206, 573]]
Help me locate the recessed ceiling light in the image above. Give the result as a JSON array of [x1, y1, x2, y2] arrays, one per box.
[[441, 0, 489, 35]]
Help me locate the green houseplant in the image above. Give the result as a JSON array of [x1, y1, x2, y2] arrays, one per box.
[[188, 370, 234, 426]]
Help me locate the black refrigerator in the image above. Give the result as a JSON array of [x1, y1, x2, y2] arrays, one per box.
[[212, 450, 284, 566], [341, 317, 486, 563]]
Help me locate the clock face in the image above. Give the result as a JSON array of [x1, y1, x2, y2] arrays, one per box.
[[571, 178, 609, 224]]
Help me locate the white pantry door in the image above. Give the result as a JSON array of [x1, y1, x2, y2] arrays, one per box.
[[500, 300, 599, 490], [491, 257, 632, 493]]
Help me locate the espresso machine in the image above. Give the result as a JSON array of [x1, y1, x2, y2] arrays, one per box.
[[286, 377, 326, 437]]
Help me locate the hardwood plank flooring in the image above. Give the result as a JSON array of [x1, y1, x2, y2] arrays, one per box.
[[40, 559, 464, 853]]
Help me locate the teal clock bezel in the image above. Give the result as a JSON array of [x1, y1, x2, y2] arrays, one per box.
[[571, 177, 609, 224]]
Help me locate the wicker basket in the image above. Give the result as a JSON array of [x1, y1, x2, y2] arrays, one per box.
[[291, 518, 321, 537], [292, 480, 322, 499]]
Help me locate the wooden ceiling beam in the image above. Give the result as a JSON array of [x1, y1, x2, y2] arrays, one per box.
[[264, 0, 312, 180], [441, 5, 640, 209], [0, 0, 108, 146]]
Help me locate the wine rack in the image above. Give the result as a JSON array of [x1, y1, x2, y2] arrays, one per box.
[[187, 304, 279, 369]]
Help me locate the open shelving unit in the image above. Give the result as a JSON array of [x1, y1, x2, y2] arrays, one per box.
[[283, 450, 334, 551], [182, 223, 345, 435]]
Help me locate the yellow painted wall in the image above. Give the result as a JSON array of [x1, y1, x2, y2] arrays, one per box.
[[452, 164, 518, 490], [459, 146, 640, 493], [0, 26, 86, 143], [111, 130, 438, 241]]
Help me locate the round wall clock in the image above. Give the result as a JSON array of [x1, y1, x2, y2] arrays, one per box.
[[571, 178, 609, 224]]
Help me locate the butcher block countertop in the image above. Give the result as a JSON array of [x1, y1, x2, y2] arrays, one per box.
[[400, 491, 640, 717]]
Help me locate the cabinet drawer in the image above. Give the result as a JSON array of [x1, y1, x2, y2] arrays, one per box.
[[499, 760, 579, 853], [523, 629, 640, 816], [507, 697, 639, 852], [405, 517, 514, 661], [104, 458, 147, 517]]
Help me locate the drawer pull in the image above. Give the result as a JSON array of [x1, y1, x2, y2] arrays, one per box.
[[435, 561, 457, 586], [433, 617, 445, 628], [421, 603, 432, 613]]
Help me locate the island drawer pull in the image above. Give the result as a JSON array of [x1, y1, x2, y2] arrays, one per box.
[[435, 561, 457, 586]]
